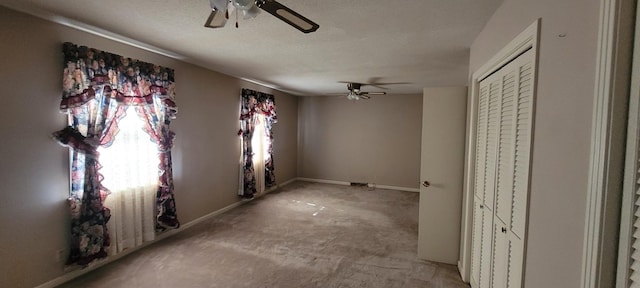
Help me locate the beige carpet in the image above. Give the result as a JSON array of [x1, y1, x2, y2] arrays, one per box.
[[58, 181, 469, 288]]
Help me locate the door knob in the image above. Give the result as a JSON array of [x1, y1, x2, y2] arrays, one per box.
[[501, 227, 507, 233], [422, 180, 431, 188]]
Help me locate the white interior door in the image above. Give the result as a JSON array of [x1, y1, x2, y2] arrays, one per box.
[[418, 87, 468, 264]]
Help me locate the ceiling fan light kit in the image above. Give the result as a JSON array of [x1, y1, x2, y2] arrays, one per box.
[[205, 0, 319, 33]]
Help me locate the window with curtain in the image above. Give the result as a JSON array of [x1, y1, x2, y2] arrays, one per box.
[[238, 88, 277, 199], [98, 107, 158, 254], [52, 42, 179, 266]]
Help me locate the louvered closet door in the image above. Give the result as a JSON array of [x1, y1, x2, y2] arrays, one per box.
[[492, 48, 534, 288], [508, 50, 534, 287], [471, 74, 490, 287], [619, 117, 640, 287], [470, 48, 535, 288], [471, 69, 502, 288], [471, 74, 493, 287], [617, 29, 640, 288]]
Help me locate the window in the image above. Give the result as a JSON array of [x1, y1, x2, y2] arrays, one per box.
[[98, 107, 158, 253], [238, 88, 277, 199], [251, 113, 269, 192], [98, 107, 158, 193], [53, 42, 179, 265]]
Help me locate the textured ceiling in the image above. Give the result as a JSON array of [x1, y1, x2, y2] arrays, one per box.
[[0, 0, 503, 96]]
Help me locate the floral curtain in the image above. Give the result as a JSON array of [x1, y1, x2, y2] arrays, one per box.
[[52, 42, 179, 266], [238, 88, 277, 198]]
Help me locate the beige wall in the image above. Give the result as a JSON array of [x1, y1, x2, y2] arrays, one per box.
[[469, 0, 599, 287], [0, 7, 297, 288], [297, 94, 422, 189]]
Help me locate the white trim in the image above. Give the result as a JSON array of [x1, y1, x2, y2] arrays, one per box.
[[460, 19, 540, 284], [34, 201, 242, 288], [296, 177, 351, 186], [296, 177, 420, 192], [278, 177, 299, 188], [582, 0, 633, 286], [474, 22, 540, 82], [1, 3, 185, 60], [34, 179, 298, 288], [370, 184, 420, 193], [0, 3, 307, 97], [582, 1, 617, 284]]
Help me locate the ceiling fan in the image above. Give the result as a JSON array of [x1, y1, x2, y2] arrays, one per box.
[[205, 0, 320, 33], [344, 83, 386, 101]]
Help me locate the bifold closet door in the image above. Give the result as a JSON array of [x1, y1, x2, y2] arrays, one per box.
[[471, 61, 500, 288], [470, 48, 535, 288]]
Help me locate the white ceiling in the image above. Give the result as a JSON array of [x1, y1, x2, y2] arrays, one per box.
[[0, 0, 503, 96]]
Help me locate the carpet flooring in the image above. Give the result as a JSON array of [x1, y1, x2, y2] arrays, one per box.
[[58, 181, 469, 288]]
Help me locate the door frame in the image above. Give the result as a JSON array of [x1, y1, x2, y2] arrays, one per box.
[[459, 20, 540, 282], [582, 0, 635, 287]]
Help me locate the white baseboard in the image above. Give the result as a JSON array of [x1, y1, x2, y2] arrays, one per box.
[[296, 177, 420, 193], [457, 260, 469, 283], [370, 184, 420, 193], [296, 177, 351, 186], [277, 178, 298, 188], [34, 179, 298, 288]]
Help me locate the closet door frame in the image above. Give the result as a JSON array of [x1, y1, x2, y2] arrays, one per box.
[[459, 19, 540, 283], [583, 0, 635, 287]]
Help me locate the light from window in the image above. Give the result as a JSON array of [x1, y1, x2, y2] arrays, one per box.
[[251, 114, 269, 193], [98, 107, 159, 193], [98, 106, 158, 252], [251, 114, 269, 162]]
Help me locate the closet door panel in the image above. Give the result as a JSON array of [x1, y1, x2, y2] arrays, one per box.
[[471, 197, 484, 286], [475, 84, 490, 202], [492, 217, 509, 288], [507, 232, 525, 287], [512, 57, 533, 240], [496, 68, 516, 226], [480, 204, 494, 288], [484, 78, 501, 211]]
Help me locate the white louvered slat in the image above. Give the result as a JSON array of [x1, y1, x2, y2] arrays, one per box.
[[475, 85, 489, 201], [630, 149, 640, 287], [485, 79, 501, 211], [511, 60, 533, 240], [496, 69, 516, 225]]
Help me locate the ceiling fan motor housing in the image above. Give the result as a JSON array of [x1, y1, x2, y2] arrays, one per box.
[[347, 83, 362, 92]]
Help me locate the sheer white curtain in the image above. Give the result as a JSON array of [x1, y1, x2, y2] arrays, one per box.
[[252, 113, 268, 194], [98, 107, 158, 254]]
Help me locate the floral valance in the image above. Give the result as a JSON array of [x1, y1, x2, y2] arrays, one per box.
[[61, 42, 177, 119], [239, 88, 277, 122]]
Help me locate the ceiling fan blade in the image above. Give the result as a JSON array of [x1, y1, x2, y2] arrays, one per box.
[[204, 9, 228, 28], [257, 0, 319, 33], [361, 92, 387, 96]]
